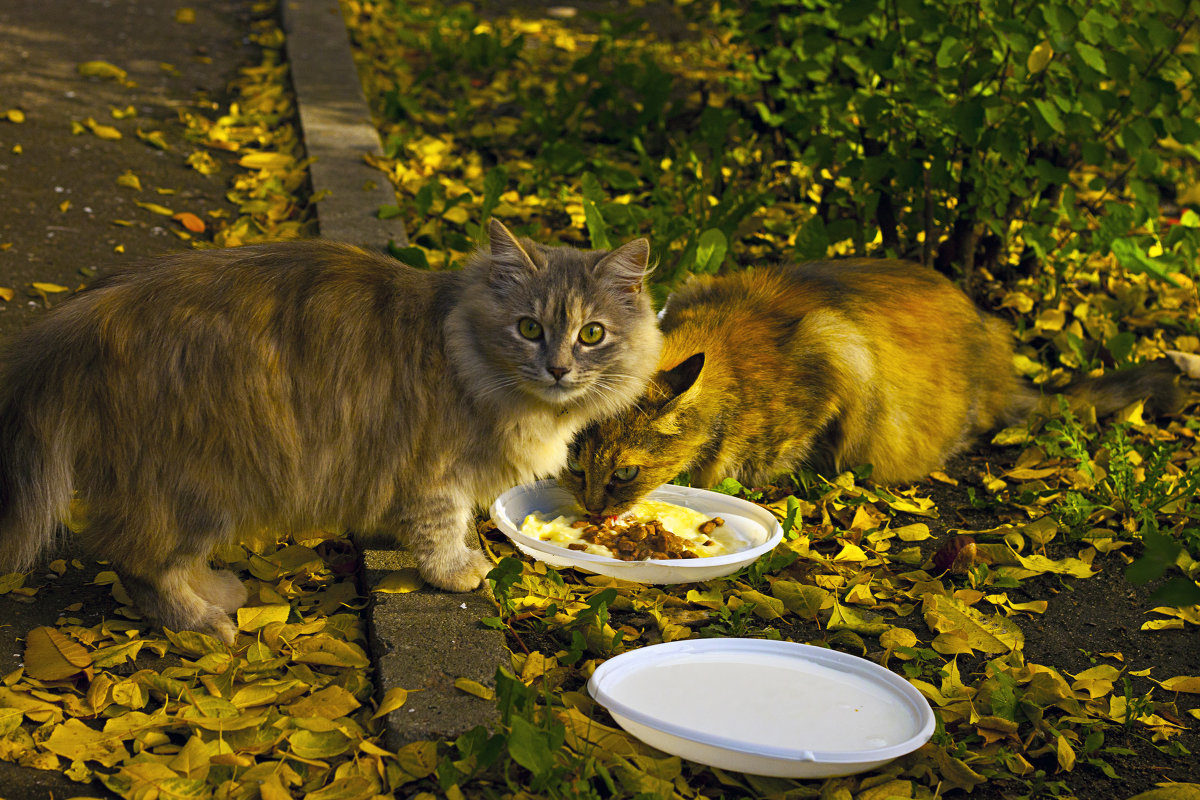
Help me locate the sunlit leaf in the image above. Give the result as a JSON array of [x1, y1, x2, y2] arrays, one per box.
[[77, 60, 128, 82], [23, 626, 91, 680], [370, 687, 409, 718], [44, 718, 129, 767], [236, 604, 291, 631], [454, 677, 496, 700], [923, 594, 1023, 654], [373, 568, 424, 593], [173, 212, 207, 233]]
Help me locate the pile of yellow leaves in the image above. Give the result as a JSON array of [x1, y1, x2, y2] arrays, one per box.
[[0, 533, 408, 799]]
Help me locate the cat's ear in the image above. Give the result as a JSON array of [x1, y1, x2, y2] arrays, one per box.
[[487, 219, 538, 279], [595, 238, 652, 293], [660, 352, 704, 400]]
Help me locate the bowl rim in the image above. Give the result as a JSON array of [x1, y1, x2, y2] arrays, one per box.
[[587, 638, 937, 765], [490, 480, 784, 568]]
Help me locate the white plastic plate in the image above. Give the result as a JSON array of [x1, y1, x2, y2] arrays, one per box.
[[489, 480, 783, 583], [588, 638, 936, 778]]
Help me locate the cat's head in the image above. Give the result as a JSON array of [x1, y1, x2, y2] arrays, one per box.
[[451, 220, 664, 419], [559, 352, 708, 516]]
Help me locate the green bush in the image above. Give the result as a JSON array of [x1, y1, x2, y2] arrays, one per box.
[[702, 0, 1200, 282]]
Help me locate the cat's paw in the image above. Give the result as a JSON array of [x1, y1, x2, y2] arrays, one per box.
[[193, 568, 249, 613], [200, 610, 239, 645], [420, 548, 492, 593]]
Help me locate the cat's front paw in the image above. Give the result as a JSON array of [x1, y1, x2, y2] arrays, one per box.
[[420, 548, 492, 592]]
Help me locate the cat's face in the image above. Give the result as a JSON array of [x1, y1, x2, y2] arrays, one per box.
[[458, 221, 662, 417], [558, 353, 707, 516]]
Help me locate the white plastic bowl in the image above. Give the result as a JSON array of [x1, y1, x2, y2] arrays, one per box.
[[588, 638, 936, 777], [489, 480, 784, 583]]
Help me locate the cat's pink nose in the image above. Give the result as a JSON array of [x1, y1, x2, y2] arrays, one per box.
[[547, 366, 570, 381]]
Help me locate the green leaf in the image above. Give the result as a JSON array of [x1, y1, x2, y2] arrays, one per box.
[[793, 216, 829, 261], [507, 716, 556, 775], [1032, 98, 1065, 133], [580, 172, 611, 250], [387, 243, 429, 270], [480, 166, 508, 226], [1111, 238, 1182, 287], [710, 477, 744, 496], [1148, 579, 1200, 608], [693, 228, 727, 274], [1074, 42, 1108, 75], [1105, 331, 1136, 365], [935, 37, 962, 69]]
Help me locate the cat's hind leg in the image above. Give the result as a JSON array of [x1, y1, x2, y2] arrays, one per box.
[[121, 561, 240, 644], [82, 501, 242, 643], [191, 565, 248, 614]]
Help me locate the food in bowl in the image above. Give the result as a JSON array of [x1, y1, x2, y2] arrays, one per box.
[[520, 499, 734, 561]]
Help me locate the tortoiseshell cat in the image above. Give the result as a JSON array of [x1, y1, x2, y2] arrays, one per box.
[[0, 220, 663, 641], [562, 259, 1179, 516]]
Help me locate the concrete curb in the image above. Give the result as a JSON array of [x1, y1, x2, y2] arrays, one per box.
[[280, 0, 408, 251], [280, 0, 508, 746]]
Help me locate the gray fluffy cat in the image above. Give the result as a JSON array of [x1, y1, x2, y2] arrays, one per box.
[[0, 220, 663, 642]]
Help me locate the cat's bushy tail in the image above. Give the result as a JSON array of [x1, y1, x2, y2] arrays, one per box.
[[0, 348, 77, 574], [1005, 358, 1183, 424]]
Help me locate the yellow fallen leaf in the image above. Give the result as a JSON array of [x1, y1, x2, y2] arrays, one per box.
[[23, 626, 91, 680], [287, 685, 361, 719], [929, 470, 958, 485], [371, 687, 410, 719], [454, 677, 496, 700], [291, 634, 370, 668], [880, 626, 918, 650], [77, 60, 128, 82], [770, 580, 829, 619], [895, 523, 932, 541], [136, 128, 169, 150], [84, 117, 122, 140], [43, 718, 128, 767], [374, 568, 424, 593], [135, 201, 175, 216], [288, 728, 353, 759], [0, 287, 12, 303], [31, 281, 69, 293], [116, 171, 142, 191], [186, 150, 219, 175], [176, 7, 196, 23], [238, 151, 294, 170], [110, 105, 137, 119], [59, 200, 71, 213], [833, 542, 868, 562], [1160, 676, 1200, 693], [236, 603, 290, 631], [923, 593, 1023, 654], [5, 109, 25, 123], [1008, 549, 1097, 578], [1123, 783, 1200, 800], [1055, 733, 1076, 771]]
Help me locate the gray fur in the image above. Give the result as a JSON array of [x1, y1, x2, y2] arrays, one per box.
[[0, 220, 663, 641]]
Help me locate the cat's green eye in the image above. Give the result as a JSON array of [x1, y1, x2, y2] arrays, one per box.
[[612, 466, 639, 482], [517, 317, 543, 340], [566, 455, 584, 475], [578, 322, 605, 345]]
